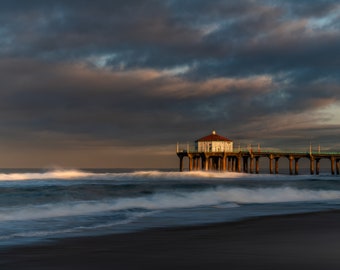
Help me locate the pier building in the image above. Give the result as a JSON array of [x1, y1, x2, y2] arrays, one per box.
[[177, 131, 340, 175], [196, 130, 233, 152]]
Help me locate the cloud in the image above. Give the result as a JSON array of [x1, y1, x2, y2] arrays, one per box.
[[1, 58, 338, 141], [1, 0, 340, 167], [0, 59, 273, 136]]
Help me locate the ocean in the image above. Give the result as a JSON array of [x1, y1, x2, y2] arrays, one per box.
[[1, 168, 340, 248]]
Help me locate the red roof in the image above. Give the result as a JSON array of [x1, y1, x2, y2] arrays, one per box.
[[196, 131, 232, 142]]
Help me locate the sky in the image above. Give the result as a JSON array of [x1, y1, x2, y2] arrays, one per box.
[[1, 0, 340, 168]]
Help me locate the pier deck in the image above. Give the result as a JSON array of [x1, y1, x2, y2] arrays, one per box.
[[177, 150, 340, 175]]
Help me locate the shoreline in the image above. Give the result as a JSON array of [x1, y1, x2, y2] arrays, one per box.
[[2, 210, 340, 269]]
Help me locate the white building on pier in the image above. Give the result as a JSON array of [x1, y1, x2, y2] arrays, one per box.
[[195, 130, 233, 152]]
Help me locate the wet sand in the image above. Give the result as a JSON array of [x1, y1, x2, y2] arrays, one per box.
[[2, 210, 340, 269]]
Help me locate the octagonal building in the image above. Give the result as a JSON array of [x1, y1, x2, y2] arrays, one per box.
[[195, 130, 233, 152]]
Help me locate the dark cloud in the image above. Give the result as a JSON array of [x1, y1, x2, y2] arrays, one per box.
[[0, 0, 201, 62], [1, 0, 340, 167]]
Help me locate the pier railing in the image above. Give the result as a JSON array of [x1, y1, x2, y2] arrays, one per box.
[[176, 143, 340, 155]]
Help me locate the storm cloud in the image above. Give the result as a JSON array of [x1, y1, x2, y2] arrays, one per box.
[[1, 0, 340, 168]]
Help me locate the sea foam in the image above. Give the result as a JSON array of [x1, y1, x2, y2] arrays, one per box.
[[0, 168, 329, 182]]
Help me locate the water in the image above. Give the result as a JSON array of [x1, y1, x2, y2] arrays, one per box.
[[1, 168, 340, 248]]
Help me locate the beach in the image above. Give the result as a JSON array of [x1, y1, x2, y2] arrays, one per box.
[[2, 210, 340, 270]]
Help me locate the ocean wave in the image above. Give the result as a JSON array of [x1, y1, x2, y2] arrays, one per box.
[[0, 168, 331, 182], [0, 211, 156, 242], [0, 169, 242, 181], [1, 186, 340, 222], [0, 169, 97, 181]]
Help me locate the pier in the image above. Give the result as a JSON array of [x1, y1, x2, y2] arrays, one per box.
[[176, 131, 340, 175], [177, 150, 340, 175]]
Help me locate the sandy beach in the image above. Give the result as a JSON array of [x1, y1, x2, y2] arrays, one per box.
[[1, 210, 340, 270]]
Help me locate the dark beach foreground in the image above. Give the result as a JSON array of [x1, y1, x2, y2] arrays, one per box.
[[2, 211, 340, 270]]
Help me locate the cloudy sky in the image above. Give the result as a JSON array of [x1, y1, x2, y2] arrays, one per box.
[[1, 0, 340, 168]]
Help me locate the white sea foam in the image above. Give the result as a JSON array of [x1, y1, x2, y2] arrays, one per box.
[[129, 170, 242, 178], [0, 168, 329, 182], [0, 169, 239, 181], [1, 187, 340, 222], [0, 169, 97, 181]]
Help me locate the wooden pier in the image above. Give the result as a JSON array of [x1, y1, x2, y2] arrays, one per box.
[[177, 150, 340, 175]]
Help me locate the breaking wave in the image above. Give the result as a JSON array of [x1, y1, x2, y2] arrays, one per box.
[[0, 169, 96, 181], [0, 168, 331, 182], [1, 186, 340, 222]]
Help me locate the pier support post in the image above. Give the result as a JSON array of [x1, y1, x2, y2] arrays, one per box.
[[250, 156, 254, 174], [179, 155, 184, 172], [331, 156, 335, 175], [289, 156, 294, 175], [310, 157, 314, 175], [255, 157, 260, 174], [336, 159, 340, 175], [209, 157, 213, 170], [222, 155, 227, 171], [196, 157, 201, 170], [243, 157, 248, 173], [275, 157, 279, 174], [316, 159, 320, 175], [269, 155, 274, 174], [203, 154, 209, 171], [193, 157, 197, 171], [237, 156, 242, 173], [188, 155, 193, 171], [294, 158, 299, 175], [219, 157, 223, 171]]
